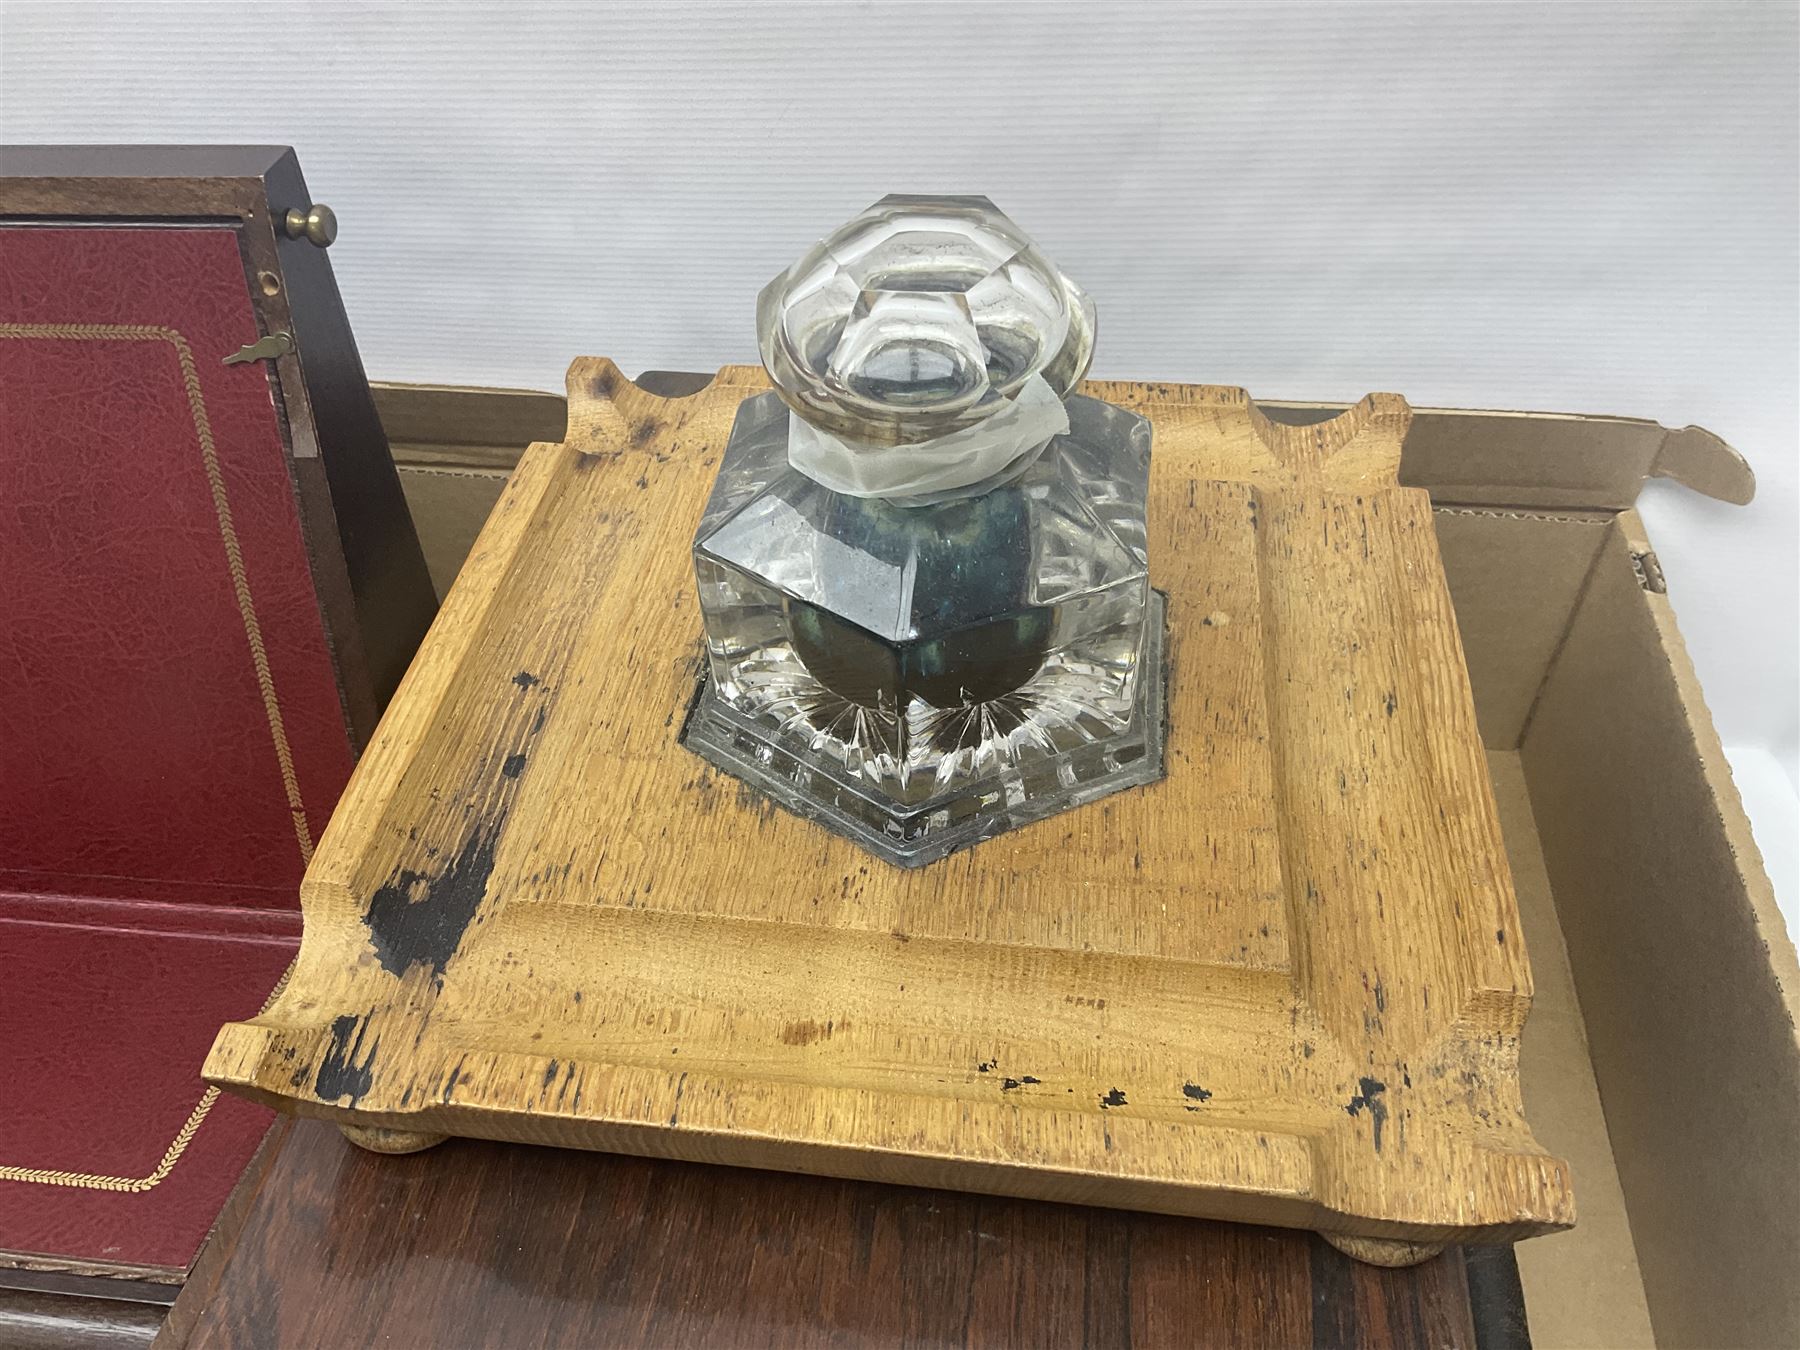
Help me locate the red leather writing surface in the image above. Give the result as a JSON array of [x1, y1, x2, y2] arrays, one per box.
[[0, 903, 297, 1271], [0, 226, 357, 1273], [0, 227, 353, 906]]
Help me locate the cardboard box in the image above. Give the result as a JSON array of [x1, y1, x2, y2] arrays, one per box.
[[371, 378, 1799, 1350]]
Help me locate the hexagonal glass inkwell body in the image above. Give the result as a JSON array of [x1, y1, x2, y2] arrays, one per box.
[[684, 196, 1164, 866]]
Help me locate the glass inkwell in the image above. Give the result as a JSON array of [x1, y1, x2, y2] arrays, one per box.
[[684, 195, 1165, 865]]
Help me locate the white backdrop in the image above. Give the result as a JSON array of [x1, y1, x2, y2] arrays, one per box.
[[3, 1, 1794, 810]]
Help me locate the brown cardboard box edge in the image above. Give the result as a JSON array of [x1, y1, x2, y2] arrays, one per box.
[[372, 377, 1798, 1350]]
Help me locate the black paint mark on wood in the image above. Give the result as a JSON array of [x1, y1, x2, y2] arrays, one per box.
[[1344, 1076, 1388, 1152], [1181, 1083, 1213, 1110], [501, 752, 527, 779], [315, 1013, 377, 1106], [1000, 1075, 1041, 1092], [512, 670, 540, 689], [1100, 1087, 1128, 1109], [365, 823, 501, 983], [564, 1060, 583, 1111], [976, 1060, 995, 1074]]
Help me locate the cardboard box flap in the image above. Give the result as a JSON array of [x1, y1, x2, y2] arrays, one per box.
[[1260, 401, 1753, 511], [1650, 423, 1756, 505], [372, 381, 1754, 515]]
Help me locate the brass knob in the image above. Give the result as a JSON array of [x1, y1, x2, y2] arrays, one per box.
[[283, 203, 338, 248]]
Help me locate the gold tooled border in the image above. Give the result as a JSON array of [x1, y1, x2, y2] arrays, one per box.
[[0, 323, 311, 1192]]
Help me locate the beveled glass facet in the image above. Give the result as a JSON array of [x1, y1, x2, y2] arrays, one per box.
[[757, 194, 1096, 448]]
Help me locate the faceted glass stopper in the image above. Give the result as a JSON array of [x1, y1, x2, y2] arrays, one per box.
[[757, 193, 1096, 449], [685, 196, 1162, 867]]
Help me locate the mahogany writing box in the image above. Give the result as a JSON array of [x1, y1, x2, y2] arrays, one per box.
[[0, 145, 435, 1295]]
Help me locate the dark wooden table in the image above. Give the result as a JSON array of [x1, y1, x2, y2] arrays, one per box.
[[139, 1118, 1527, 1349]]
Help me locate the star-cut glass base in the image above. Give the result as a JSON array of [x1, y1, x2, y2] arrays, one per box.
[[683, 390, 1165, 867]]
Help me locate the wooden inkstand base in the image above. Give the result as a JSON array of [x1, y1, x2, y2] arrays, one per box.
[[209, 361, 1574, 1265]]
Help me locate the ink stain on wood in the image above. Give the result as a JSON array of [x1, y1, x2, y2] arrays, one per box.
[[1182, 1082, 1214, 1107], [314, 1013, 377, 1107], [364, 824, 502, 983], [1100, 1087, 1129, 1109], [733, 780, 778, 822], [1344, 1077, 1388, 1152], [780, 1018, 835, 1046], [1000, 1075, 1041, 1092]]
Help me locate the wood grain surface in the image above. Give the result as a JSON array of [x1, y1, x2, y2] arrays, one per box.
[[156, 1117, 1521, 1350], [204, 363, 1572, 1253], [0, 1289, 163, 1349]]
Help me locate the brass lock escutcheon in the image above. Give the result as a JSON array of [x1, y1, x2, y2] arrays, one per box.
[[223, 332, 295, 365]]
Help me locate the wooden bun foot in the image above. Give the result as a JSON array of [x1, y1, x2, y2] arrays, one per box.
[[339, 1124, 448, 1155], [1322, 1234, 1446, 1267]]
